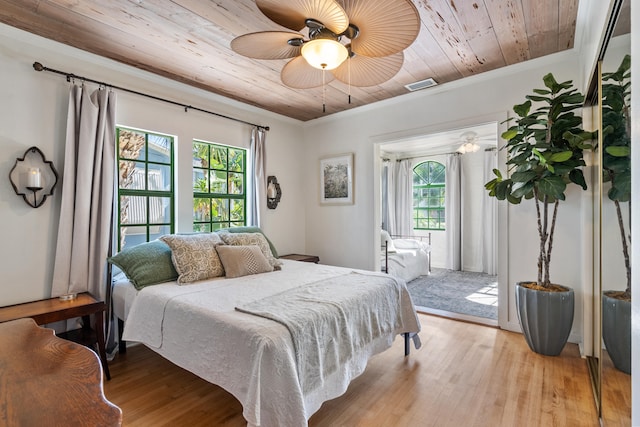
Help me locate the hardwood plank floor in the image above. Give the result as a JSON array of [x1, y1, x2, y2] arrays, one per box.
[[104, 314, 600, 427]]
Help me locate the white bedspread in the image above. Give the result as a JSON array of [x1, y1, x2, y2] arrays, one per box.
[[122, 260, 420, 427]]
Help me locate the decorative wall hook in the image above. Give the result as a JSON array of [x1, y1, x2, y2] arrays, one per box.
[[266, 176, 282, 209], [9, 146, 59, 208]]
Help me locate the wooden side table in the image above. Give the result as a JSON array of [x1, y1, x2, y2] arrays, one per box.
[[280, 253, 320, 263], [0, 318, 122, 426], [0, 292, 111, 380]]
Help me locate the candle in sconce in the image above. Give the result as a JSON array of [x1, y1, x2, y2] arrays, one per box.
[[267, 182, 276, 199], [27, 168, 42, 188]]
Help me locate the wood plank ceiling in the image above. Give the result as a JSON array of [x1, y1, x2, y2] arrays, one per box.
[[0, 0, 579, 121]]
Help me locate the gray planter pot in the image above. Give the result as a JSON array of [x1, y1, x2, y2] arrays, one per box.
[[602, 293, 631, 374], [515, 282, 574, 356]]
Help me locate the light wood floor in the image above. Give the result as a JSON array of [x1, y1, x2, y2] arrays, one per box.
[[104, 314, 603, 427]]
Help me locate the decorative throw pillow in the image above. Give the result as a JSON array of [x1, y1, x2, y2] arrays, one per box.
[[218, 232, 283, 270], [160, 233, 225, 284], [108, 240, 178, 290], [216, 245, 274, 278], [216, 226, 279, 258]]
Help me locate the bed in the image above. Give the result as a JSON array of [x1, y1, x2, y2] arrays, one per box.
[[109, 231, 421, 427], [381, 230, 432, 282]]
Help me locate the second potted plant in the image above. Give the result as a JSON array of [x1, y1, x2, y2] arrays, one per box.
[[486, 73, 594, 356], [601, 54, 631, 374]]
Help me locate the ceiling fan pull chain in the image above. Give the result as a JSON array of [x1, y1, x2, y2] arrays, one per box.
[[322, 68, 326, 113], [348, 55, 351, 104]]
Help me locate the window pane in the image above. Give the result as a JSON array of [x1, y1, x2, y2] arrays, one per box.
[[193, 198, 211, 222], [149, 225, 171, 241], [193, 169, 208, 192], [211, 198, 229, 221], [210, 171, 227, 193], [148, 134, 171, 164], [211, 146, 228, 170], [193, 223, 211, 233], [119, 129, 146, 161], [119, 161, 145, 190], [120, 225, 146, 250], [120, 195, 146, 224], [148, 163, 171, 191], [193, 142, 209, 168], [230, 199, 244, 221], [211, 222, 228, 231], [228, 172, 243, 195], [229, 149, 244, 172], [149, 196, 171, 224]]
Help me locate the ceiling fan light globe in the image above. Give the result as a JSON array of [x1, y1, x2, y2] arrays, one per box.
[[301, 39, 348, 70]]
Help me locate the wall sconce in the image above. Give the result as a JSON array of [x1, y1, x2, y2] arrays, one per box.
[[9, 146, 59, 208], [266, 176, 281, 209]]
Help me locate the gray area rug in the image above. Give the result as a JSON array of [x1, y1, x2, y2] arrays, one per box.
[[406, 268, 498, 320]]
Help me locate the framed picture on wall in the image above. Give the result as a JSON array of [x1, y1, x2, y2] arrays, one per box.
[[320, 153, 354, 205]]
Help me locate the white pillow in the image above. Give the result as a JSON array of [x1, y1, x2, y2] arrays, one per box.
[[381, 230, 397, 253]]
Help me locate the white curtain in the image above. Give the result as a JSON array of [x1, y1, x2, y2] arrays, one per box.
[[381, 159, 396, 233], [249, 127, 267, 227], [394, 159, 413, 236], [52, 84, 117, 301], [446, 153, 462, 270], [482, 149, 498, 274]]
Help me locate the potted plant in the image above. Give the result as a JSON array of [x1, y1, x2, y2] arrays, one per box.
[[485, 73, 594, 356], [601, 54, 631, 374]]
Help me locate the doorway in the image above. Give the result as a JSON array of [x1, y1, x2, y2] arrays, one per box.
[[375, 119, 504, 327]]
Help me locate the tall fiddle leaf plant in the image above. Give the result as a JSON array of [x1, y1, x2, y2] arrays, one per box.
[[602, 54, 631, 299], [485, 74, 594, 289]]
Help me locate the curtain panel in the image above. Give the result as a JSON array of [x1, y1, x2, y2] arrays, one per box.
[[249, 127, 266, 227], [445, 153, 462, 270], [51, 84, 116, 301]]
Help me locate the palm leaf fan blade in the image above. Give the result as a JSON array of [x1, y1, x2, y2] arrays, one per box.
[[282, 56, 335, 88], [230, 32, 302, 59], [341, 0, 420, 57], [256, 0, 349, 34]]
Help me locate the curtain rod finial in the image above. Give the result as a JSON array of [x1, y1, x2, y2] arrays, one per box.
[[33, 62, 44, 72]]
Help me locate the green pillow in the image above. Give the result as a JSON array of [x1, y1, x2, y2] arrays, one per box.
[[108, 240, 178, 290], [216, 226, 279, 258]]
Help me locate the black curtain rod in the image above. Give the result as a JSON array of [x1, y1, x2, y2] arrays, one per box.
[[33, 62, 269, 131]]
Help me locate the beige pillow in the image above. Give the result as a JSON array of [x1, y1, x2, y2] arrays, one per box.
[[218, 232, 282, 270], [160, 233, 225, 284], [216, 245, 274, 278]]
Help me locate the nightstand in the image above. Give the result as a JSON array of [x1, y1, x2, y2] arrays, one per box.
[[280, 254, 320, 263], [0, 292, 111, 380]]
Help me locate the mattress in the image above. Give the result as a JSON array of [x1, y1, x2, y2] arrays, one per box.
[[115, 260, 420, 427]]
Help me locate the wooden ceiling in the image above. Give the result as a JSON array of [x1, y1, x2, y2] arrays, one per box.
[[0, 0, 580, 121]]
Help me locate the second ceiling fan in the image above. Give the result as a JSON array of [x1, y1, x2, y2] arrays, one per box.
[[230, 0, 421, 92]]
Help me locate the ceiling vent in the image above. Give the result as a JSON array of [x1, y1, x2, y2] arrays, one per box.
[[405, 78, 438, 92]]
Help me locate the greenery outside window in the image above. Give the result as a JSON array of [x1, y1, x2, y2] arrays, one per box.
[[192, 141, 246, 232], [116, 127, 174, 251], [413, 161, 445, 230]]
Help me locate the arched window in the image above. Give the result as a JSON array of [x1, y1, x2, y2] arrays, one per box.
[[413, 161, 445, 230]]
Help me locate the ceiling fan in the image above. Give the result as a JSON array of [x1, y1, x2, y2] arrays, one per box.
[[230, 0, 420, 107], [456, 131, 497, 154]]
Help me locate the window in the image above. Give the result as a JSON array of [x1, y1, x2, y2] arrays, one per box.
[[192, 141, 246, 232], [116, 127, 174, 251], [413, 161, 445, 230]]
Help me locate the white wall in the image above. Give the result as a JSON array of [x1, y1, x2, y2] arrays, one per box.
[[0, 24, 305, 306], [302, 50, 591, 337]]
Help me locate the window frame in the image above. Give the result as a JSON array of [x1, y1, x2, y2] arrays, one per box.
[[115, 127, 175, 251], [412, 160, 446, 231], [192, 140, 247, 232]]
